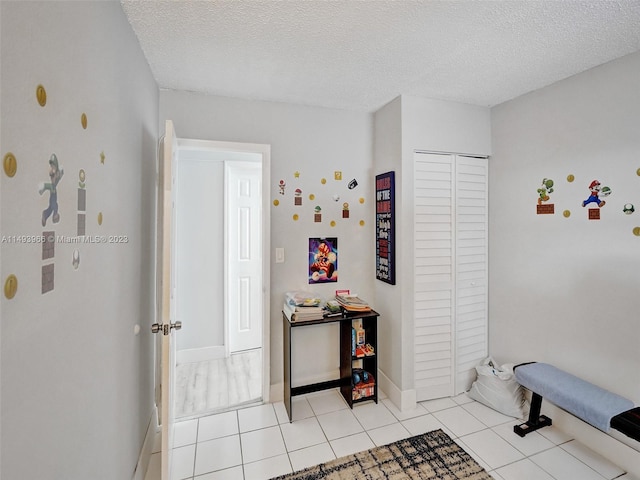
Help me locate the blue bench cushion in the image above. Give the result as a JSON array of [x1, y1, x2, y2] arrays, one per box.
[[515, 363, 634, 432]]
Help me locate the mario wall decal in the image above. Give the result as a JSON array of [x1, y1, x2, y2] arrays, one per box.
[[582, 180, 609, 208], [582, 179, 611, 220]]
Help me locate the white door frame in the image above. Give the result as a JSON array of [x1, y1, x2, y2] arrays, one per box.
[[159, 120, 179, 480], [176, 138, 271, 401]]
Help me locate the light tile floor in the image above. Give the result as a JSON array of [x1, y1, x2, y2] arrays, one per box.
[[145, 390, 639, 480]]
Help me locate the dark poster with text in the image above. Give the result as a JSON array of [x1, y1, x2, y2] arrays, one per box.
[[376, 171, 395, 284]]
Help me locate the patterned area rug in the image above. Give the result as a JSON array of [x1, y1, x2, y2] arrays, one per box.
[[271, 429, 493, 480]]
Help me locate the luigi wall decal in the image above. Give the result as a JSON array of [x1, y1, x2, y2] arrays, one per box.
[[38, 153, 64, 226]]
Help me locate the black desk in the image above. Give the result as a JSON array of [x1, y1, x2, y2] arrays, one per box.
[[283, 310, 379, 422]]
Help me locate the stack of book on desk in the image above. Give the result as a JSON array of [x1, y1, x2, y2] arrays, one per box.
[[335, 294, 371, 312], [283, 302, 324, 322], [283, 291, 325, 322]]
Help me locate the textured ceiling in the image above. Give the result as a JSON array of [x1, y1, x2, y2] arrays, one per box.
[[121, 0, 640, 112]]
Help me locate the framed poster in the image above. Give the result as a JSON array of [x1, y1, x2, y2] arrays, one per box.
[[309, 237, 338, 283], [375, 171, 395, 284]]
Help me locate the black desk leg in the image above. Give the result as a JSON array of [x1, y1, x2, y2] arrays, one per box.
[[283, 316, 292, 422]]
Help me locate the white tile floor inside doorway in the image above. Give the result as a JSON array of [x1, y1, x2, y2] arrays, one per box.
[[145, 389, 638, 480]]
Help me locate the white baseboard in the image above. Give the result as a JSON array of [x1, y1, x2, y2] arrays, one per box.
[[377, 368, 416, 412], [176, 346, 226, 364], [270, 382, 284, 403], [132, 405, 159, 480]]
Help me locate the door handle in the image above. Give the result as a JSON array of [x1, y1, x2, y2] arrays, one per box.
[[151, 321, 182, 335]]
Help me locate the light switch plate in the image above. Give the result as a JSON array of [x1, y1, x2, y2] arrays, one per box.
[[275, 247, 285, 263]]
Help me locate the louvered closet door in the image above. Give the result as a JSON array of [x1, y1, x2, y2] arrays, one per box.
[[454, 156, 488, 393], [414, 153, 455, 400], [414, 152, 488, 402]]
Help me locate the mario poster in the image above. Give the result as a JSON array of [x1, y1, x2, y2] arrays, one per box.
[[308, 237, 338, 284]]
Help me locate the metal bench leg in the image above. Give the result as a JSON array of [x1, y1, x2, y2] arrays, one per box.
[[514, 392, 552, 437]]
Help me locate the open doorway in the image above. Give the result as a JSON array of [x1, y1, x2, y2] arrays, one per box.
[[171, 138, 270, 419]]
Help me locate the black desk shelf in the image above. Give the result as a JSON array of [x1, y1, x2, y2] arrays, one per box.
[[283, 309, 379, 422]]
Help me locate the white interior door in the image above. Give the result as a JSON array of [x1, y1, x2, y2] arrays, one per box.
[[227, 160, 263, 353], [158, 120, 178, 480]]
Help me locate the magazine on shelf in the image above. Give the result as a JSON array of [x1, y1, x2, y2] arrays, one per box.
[[335, 293, 371, 312]]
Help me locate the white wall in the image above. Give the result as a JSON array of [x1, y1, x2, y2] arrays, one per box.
[[1, 3, 158, 479], [372, 97, 403, 401], [161, 91, 374, 390], [490, 52, 640, 473], [174, 156, 225, 352], [373, 95, 491, 408]]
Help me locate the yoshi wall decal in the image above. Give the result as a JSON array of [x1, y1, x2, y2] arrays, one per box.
[[536, 178, 555, 214]]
